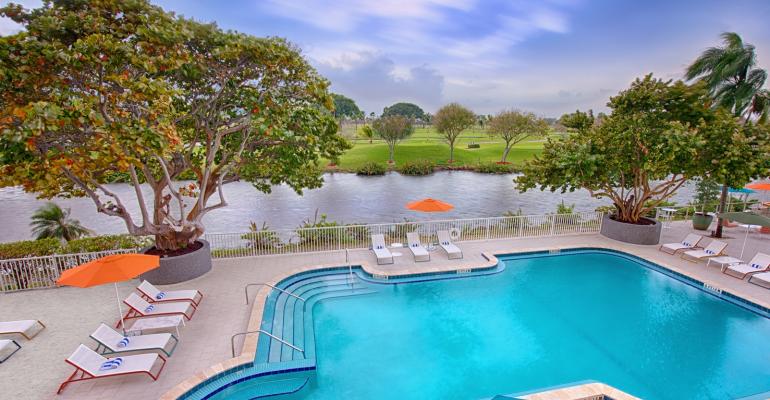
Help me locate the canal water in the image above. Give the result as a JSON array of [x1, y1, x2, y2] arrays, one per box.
[[0, 171, 698, 242]]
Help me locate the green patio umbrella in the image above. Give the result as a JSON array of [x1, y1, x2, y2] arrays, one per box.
[[718, 212, 770, 258]]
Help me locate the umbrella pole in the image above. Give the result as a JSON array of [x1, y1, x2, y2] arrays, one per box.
[[741, 226, 749, 259], [114, 282, 126, 334]]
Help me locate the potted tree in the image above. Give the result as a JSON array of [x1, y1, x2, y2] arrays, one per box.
[[0, 2, 349, 283], [516, 75, 766, 245], [691, 178, 720, 230]]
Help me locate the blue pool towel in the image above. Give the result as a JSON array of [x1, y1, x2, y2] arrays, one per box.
[[117, 337, 130, 348], [99, 357, 123, 371], [752, 263, 762, 269], [155, 292, 166, 300], [144, 304, 155, 313], [705, 249, 714, 255]]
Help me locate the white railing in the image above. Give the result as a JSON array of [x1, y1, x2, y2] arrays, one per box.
[[0, 249, 136, 293], [203, 212, 604, 259], [653, 201, 758, 221]]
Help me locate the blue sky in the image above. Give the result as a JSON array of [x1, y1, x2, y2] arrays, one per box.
[[3, 1, 770, 117]]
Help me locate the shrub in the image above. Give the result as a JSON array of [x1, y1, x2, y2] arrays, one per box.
[[63, 235, 151, 253], [356, 162, 387, 176], [475, 162, 516, 174], [555, 200, 575, 214], [467, 143, 480, 149], [398, 160, 435, 175], [0, 238, 61, 259], [242, 222, 282, 250]]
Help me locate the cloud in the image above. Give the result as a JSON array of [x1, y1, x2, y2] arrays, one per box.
[[314, 52, 445, 115]]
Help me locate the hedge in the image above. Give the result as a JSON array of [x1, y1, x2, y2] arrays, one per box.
[[0, 235, 151, 260]]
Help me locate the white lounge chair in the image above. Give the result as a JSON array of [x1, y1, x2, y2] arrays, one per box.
[[724, 253, 770, 279], [57, 344, 166, 394], [90, 323, 178, 357], [749, 271, 770, 288], [0, 339, 21, 363], [120, 293, 195, 328], [681, 240, 727, 262], [137, 280, 203, 309], [0, 319, 45, 340], [437, 230, 463, 259], [659, 233, 703, 254], [371, 234, 394, 265], [406, 232, 430, 262]]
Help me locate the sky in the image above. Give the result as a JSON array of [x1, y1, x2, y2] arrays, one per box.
[[3, 1, 770, 117]]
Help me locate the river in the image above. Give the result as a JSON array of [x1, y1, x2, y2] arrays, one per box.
[[0, 171, 700, 243]]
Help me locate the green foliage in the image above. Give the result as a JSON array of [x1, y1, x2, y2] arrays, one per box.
[[433, 103, 476, 162], [359, 125, 375, 144], [559, 110, 595, 134], [356, 162, 387, 176], [693, 178, 721, 212], [555, 200, 575, 214], [242, 222, 282, 250], [30, 203, 92, 242], [332, 93, 363, 119], [474, 162, 516, 174], [517, 74, 768, 224], [0, 238, 61, 259], [489, 110, 549, 162], [63, 235, 152, 253], [382, 102, 425, 120], [398, 160, 435, 175], [372, 115, 414, 163]]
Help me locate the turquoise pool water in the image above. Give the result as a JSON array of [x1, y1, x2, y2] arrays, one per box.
[[201, 250, 770, 399]]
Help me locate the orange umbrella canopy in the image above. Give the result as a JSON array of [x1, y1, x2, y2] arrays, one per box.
[[57, 254, 160, 288], [406, 198, 454, 212], [746, 183, 770, 191]]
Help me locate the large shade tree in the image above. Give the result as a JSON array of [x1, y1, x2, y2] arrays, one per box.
[[559, 110, 595, 134], [686, 32, 770, 236], [382, 102, 425, 120], [488, 110, 549, 163], [517, 75, 769, 224], [0, 0, 349, 251], [331, 93, 363, 120], [433, 103, 475, 163], [372, 115, 414, 163]]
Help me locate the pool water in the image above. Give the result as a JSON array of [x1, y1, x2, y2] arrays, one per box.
[[211, 250, 770, 399]]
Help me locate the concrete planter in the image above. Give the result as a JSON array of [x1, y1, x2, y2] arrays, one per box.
[[600, 214, 662, 245], [140, 240, 212, 285], [691, 213, 714, 231]]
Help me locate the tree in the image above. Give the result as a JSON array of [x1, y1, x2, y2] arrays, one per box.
[[331, 93, 363, 120], [488, 110, 549, 163], [382, 102, 425, 120], [359, 125, 375, 144], [686, 32, 770, 237], [0, 1, 350, 252], [433, 103, 475, 163], [559, 110, 594, 134], [517, 75, 768, 224], [30, 203, 92, 242], [372, 116, 414, 163]]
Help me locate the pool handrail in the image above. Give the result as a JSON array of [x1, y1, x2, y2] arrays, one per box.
[[245, 283, 306, 304], [231, 330, 304, 358]]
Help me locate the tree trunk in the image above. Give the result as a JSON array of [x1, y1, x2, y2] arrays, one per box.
[[448, 140, 455, 163], [501, 144, 511, 162], [714, 184, 729, 238], [388, 143, 395, 163]]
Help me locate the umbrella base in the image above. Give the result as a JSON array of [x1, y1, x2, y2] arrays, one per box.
[[140, 240, 212, 285]]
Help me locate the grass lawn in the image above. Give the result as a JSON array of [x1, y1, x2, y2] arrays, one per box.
[[330, 126, 559, 171]]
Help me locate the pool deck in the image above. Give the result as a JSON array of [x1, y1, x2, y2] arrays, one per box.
[[2, 220, 770, 400]]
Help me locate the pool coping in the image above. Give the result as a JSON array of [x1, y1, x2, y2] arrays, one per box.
[[161, 241, 770, 400]]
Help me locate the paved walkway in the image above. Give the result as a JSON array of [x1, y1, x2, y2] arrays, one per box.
[[1, 224, 769, 400]]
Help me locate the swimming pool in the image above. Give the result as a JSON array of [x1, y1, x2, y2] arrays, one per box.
[[185, 249, 770, 399]]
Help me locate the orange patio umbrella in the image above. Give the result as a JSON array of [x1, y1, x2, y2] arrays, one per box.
[[746, 182, 770, 191], [57, 254, 160, 331], [406, 198, 454, 212]]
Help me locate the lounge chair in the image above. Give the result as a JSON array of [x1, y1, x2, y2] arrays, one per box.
[[722, 253, 770, 279], [57, 344, 166, 394], [90, 323, 178, 357], [406, 232, 430, 262], [749, 271, 770, 288], [137, 280, 203, 309], [119, 293, 195, 328], [371, 234, 394, 265], [0, 319, 45, 340], [437, 230, 463, 259], [0, 339, 21, 363], [681, 240, 727, 262], [659, 233, 703, 254]]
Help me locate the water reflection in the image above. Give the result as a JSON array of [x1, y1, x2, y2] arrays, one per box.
[[0, 171, 697, 242]]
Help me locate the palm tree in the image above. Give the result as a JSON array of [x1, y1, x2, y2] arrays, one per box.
[[685, 32, 770, 237], [686, 32, 769, 123], [30, 203, 92, 242]]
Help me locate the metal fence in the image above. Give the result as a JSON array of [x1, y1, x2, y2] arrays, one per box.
[[203, 211, 604, 259], [0, 249, 136, 293], [653, 201, 758, 222]]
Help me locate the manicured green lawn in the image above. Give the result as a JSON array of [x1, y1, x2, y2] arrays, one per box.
[[330, 126, 557, 171]]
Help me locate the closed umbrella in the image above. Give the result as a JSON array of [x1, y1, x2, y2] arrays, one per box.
[[57, 254, 160, 331], [717, 212, 770, 258]]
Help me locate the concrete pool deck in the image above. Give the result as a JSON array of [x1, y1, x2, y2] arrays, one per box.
[[2, 221, 770, 400]]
